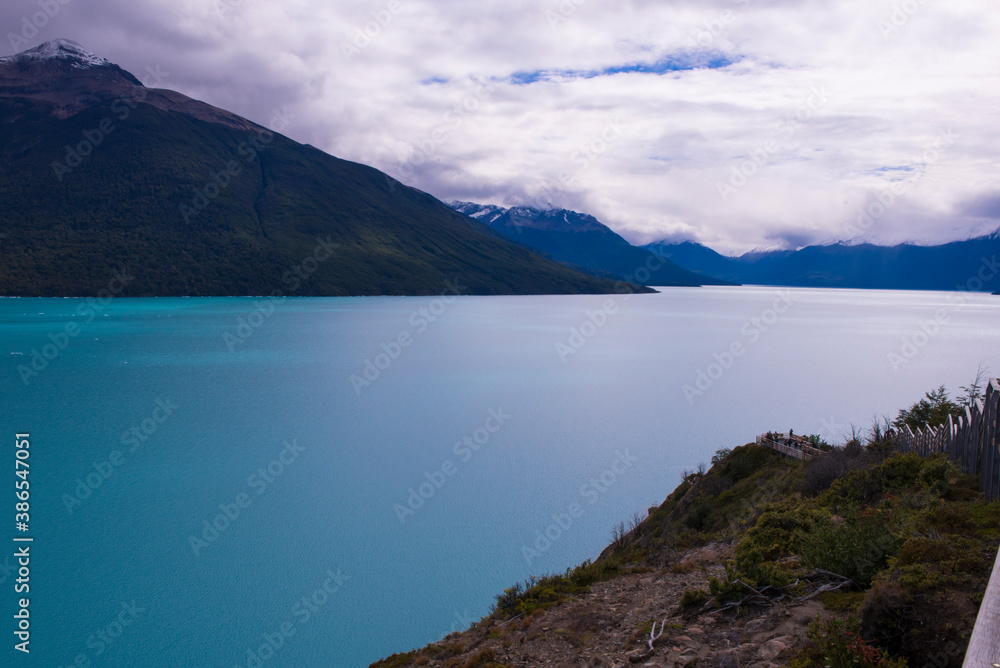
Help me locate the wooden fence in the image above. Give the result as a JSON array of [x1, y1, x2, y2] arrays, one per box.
[[890, 378, 1000, 668], [893, 378, 1000, 502]]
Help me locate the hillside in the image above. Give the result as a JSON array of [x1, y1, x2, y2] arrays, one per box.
[[371, 436, 1000, 667], [450, 202, 734, 287], [0, 41, 650, 297]]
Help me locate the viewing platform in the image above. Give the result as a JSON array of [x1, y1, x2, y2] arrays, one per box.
[[755, 433, 822, 460]]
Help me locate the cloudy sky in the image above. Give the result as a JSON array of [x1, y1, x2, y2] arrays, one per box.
[[4, 0, 999, 253]]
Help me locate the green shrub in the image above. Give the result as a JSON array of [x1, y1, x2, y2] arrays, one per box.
[[680, 588, 708, 608], [711, 448, 732, 464], [734, 506, 816, 571], [806, 616, 907, 668], [491, 559, 623, 618], [708, 561, 790, 604], [820, 453, 952, 509], [800, 511, 900, 586], [716, 445, 781, 483]]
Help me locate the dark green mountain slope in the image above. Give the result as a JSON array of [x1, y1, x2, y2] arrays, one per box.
[[0, 41, 649, 297]]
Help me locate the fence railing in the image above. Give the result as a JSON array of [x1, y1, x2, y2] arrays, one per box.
[[893, 378, 1000, 502], [889, 379, 1000, 667], [755, 433, 821, 460]]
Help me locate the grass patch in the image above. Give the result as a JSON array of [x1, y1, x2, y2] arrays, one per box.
[[491, 558, 624, 619]]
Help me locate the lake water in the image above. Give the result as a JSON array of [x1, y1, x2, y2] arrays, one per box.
[[1, 287, 997, 666]]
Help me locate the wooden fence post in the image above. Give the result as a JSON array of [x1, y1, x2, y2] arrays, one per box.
[[983, 381, 1000, 501]]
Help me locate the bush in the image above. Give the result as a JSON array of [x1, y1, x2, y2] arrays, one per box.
[[734, 506, 817, 571], [806, 616, 907, 668], [858, 582, 909, 653], [716, 445, 780, 483], [800, 511, 900, 586], [491, 559, 624, 618], [463, 649, 496, 668], [805, 434, 833, 451], [820, 453, 952, 509], [708, 561, 790, 604], [801, 447, 866, 496], [680, 588, 708, 608]]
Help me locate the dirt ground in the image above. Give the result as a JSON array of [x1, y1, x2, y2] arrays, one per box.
[[407, 542, 836, 668]]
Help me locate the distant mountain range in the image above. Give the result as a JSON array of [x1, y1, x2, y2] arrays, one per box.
[[448, 196, 1000, 292], [645, 231, 1000, 291], [448, 202, 732, 287], [0, 40, 649, 297]]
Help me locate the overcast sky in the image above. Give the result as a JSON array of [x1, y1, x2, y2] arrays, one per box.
[[4, 0, 999, 253]]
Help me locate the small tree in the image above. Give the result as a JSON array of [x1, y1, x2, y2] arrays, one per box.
[[892, 385, 962, 430], [806, 434, 832, 451], [867, 414, 892, 444], [958, 362, 990, 408], [711, 448, 732, 465], [611, 520, 627, 547]]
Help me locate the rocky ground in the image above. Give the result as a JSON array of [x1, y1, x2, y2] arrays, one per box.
[[374, 442, 998, 668], [388, 542, 836, 668]]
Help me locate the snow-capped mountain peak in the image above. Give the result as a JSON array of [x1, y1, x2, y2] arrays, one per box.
[[0, 39, 113, 69]]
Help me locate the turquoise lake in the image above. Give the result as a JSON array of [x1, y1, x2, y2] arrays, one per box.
[[0, 287, 997, 666]]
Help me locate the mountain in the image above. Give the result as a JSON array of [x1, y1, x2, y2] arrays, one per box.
[[0, 41, 650, 297], [644, 232, 1000, 291], [449, 202, 733, 287], [643, 240, 748, 283]]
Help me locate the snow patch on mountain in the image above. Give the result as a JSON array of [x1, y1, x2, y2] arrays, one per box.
[[0, 39, 113, 69]]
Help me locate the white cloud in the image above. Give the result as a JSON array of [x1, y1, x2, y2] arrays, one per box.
[[3, 0, 999, 253]]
